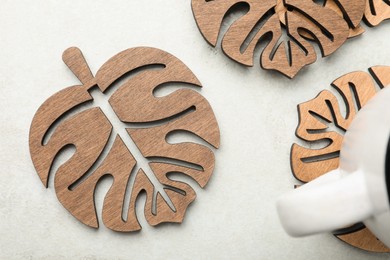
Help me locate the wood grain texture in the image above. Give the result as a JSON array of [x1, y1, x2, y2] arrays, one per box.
[[336, 227, 390, 253], [29, 47, 220, 232], [325, 0, 365, 38], [290, 65, 390, 252], [191, 0, 365, 78], [277, 0, 365, 39], [364, 0, 390, 27]]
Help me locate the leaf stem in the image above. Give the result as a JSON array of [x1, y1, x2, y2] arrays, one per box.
[[62, 47, 96, 87]]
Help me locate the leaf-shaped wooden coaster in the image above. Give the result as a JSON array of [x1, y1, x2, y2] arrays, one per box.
[[364, 0, 390, 27], [29, 47, 220, 232], [291, 65, 390, 252], [286, 0, 366, 39], [191, 0, 365, 78], [324, 0, 390, 37]]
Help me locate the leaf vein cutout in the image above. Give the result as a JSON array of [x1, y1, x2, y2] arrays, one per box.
[[29, 47, 220, 232], [290, 65, 390, 252], [191, 0, 365, 78]]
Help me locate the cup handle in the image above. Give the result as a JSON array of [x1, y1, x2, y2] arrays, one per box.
[[277, 169, 373, 237]]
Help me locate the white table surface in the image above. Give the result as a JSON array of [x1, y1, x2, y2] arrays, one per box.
[[1, 1, 390, 259]]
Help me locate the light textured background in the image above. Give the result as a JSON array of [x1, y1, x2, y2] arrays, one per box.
[[1, 1, 390, 259]]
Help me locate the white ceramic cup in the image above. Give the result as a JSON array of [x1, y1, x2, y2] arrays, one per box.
[[277, 86, 390, 246]]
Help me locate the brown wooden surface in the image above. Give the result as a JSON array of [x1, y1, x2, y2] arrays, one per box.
[[277, 0, 365, 39], [29, 47, 220, 232], [336, 227, 390, 253], [364, 0, 390, 27], [326, 0, 365, 38], [290, 65, 390, 252], [191, 0, 365, 78]]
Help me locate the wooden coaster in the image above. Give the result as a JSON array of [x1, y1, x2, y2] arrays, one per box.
[[291, 65, 390, 252], [364, 0, 390, 27], [191, 0, 365, 78], [280, 0, 365, 39], [336, 226, 390, 253], [319, 0, 390, 37], [29, 47, 220, 232]]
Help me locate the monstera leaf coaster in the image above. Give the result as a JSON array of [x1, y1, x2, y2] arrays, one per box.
[[29, 47, 220, 232], [291, 65, 390, 252], [294, 0, 390, 38], [191, 0, 366, 78], [364, 0, 390, 27]]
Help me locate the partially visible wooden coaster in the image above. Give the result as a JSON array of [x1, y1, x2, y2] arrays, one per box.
[[364, 0, 390, 27], [29, 47, 220, 232], [191, 0, 365, 78], [291, 65, 390, 252], [336, 226, 389, 253], [283, 0, 366, 39], [288, 0, 390, 40], [305, 0, 390, 35]]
